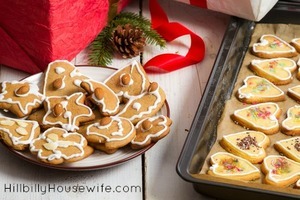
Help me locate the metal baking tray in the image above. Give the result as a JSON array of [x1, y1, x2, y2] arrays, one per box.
[[177, 1, 300, 200]]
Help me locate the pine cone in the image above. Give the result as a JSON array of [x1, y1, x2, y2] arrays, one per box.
[[112, 24, 146, 58]]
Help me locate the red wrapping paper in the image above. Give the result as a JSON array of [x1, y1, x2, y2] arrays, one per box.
[[0, 0, 130, 74]]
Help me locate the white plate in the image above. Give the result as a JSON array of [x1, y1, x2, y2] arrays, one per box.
[[1, 66, 170, 171]]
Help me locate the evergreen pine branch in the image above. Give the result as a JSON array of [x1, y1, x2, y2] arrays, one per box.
[[88, 12, 166, 66], [88, 26, 115, 66]]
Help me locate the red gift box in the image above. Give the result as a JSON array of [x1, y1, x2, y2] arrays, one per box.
[[0, 0, 130, 74]]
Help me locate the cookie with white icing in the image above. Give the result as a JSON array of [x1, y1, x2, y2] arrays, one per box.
[[291, 38, 300, 53], [231, 102, 281, 135], [79, 116, 136, 154], [131, 115, 172, 149], [116, 82, 166, 124], [207, 152, 260, 181], [43, 60, 89, 96], [275, 137, 300, 162], [287, 85, 300, 103], [42, 92, 95, 131], [237, 76, 285, 104], [281, 105, 300, 136], [252, 34, 297, 58], [104, 60, 150, 103], [80, 79, 120, 116], [0, 116, 40, 150], [249, 58, 297, 85], [0, 81, 44, 117], [220, 131, 270, 164], [261, 155, 300, 187], [296, 59, 300, 80], [30, 127, 94, 165]]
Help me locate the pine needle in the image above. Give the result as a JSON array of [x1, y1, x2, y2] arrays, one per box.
[[88, 12, 166, 66]]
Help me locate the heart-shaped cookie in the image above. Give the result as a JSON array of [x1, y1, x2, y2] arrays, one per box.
[[287, 85, 300, 102], [261, 155, 300, 187], [291, 38, 300, 53], [207, 152, 260, 181], [231, 102, 281, 135], [237, 76, 285, 104], [220, 131, 270, 164], [249, 58, 297, 85], [275, 137, 300, 162], [252, 34, 297, 58], [281, 105, 300, 136]]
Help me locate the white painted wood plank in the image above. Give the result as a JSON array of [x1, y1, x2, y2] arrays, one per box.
[[141, 0, 230, 199]]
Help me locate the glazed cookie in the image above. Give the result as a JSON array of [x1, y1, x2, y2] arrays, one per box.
[[30, 127, 94, 165], [261, 155, 300, 187], [80, 79, 120, 116], [291, 38, 300, 53], [220, 131, 270, 164], [42, 92, 95, 131], [296, 59, 300, 80], [249, 58, 297, 85], [0, 81, 44, 117], [131, 115, 172, 149], [43, 60, 89, 96], [231, 102, 281, 135], [0, 116, 40, 150], [104, 60, 150, 103], [287, 85, 300, 102], [295, 179, 300, 189], [252, 34, 297, 58], [207, 152, 260, 181], [281, 105, 300, 136], [274, 137, 300, 162], [237, 76, 285, 104], [79, 116, 136, 154], [116, 82, 166, 124]]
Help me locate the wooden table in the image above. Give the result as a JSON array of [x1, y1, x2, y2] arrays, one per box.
[[0, 0, 230, 199]]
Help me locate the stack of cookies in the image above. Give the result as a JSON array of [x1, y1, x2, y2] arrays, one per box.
[[0, 60, 172, 165]]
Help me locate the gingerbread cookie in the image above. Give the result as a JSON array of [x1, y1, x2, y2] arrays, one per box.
[[79, 116, 136, 154], [0, 81, 44, 118], [42, 92, 95, 131], [30, 127, 93, 165], [0, 116, 40, 150], [220, 131, 270, 164], [231, 102, 281, 135], [252, 35, 297, 58], [116, 82, 166, 124], [104, 60, 150, 103], [131, 115, 172, 149], [43, 60, 89, 96], [281, 105, 300, 136], [261, 155, 300, 187], [80, 79, 120, 116], [249, 58, 297, 85], [207, 152, 260, 181], [237, 76, 285, 104], [291, 38, 300, 53], [275, 137, 300, 162]]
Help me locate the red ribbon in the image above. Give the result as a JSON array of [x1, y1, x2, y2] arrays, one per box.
[[143, 0, 205, 73], [190, 0, 207, 8]]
